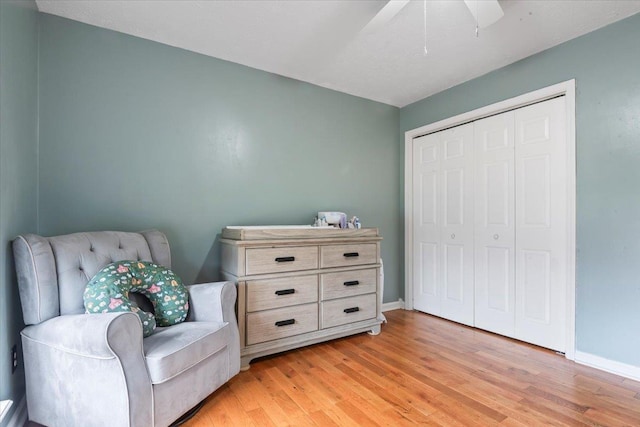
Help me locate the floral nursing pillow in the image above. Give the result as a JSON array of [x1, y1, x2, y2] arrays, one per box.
[[84, 261, 189, 337]]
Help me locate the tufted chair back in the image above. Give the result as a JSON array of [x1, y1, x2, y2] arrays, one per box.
[[13, 230, 171, 325]]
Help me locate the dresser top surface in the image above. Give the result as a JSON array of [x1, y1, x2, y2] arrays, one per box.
[[221, 226, 379, 241]]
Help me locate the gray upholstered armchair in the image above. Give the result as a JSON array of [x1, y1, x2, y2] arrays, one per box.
[[12, 230, 240, 427]]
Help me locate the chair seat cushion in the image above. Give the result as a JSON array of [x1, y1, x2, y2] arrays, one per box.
[[143, 321, 229, 384]]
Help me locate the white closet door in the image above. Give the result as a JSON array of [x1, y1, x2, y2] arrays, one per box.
[[413, 124, 475, 325], [514, 97, 567, 352], [413, 132, 441, 315], [474, 111, 516, 338], [439, 124, 475, 326]]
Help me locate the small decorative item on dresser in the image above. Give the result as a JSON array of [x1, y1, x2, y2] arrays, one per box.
[[348, 216, 361, 229], [317, 211, 347, 228], [220, 225, 383, 369]]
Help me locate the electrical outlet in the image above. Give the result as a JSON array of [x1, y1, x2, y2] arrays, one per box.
[[11, 345, 17, 374]]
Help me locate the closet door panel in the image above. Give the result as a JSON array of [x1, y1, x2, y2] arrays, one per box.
[[485, 162, 510, 226], [440, 124, 475, 326], [412, 124, 474, 325], [443, 243, 464, 301], [521, 250, 551, 322], [474, 112, 516, 337], [486, 246, 511, 312], [515, 97, 567, 352], [419, 242, 438, 299], [413, 133, 441, 315]]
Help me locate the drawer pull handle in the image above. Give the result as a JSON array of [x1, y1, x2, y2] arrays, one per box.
[[343, 252, 359, 258], [275, 289, 295, 296], [343, 280, 360, 287], [344, 307, 360, 314], [275, 319, 295, 327], [275, 256, 295, 263]]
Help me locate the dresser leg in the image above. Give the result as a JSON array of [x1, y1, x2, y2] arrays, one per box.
[[240, 357, 251, 371], [368, 324, 381, 336]]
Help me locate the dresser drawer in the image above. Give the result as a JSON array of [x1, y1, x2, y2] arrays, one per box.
[[320, 268, 377, 301], [320, 243, 377, 268], [246, 246, 318, 275], [320, 294, 376, 329], [246, 303, 318, 345], [246, 275, 318, 312]]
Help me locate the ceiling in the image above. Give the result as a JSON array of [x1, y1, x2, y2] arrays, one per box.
[[35, 0, 640, 107]]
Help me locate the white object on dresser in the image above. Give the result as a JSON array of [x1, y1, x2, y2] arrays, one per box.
[[220, 226, 383, 369]]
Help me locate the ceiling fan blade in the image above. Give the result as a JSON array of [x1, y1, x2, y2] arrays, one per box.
[[463, 0, 504, 29], [362, 0, 411, 33]]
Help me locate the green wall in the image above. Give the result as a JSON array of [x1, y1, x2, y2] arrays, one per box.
[[37, 15, 402, 301], [401, 13, 640, 367], [0, 1, 39, 424]]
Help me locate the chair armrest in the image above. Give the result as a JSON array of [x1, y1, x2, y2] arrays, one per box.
[[22, 312, 140, 357], [187, 281, 240, 376], [186, 281, 237, 324], [21, 313, 152, 427]]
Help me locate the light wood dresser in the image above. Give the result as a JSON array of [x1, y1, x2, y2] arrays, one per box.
[[220, 226, 383, 369]]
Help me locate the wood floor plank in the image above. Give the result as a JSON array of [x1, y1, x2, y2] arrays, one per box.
[[583, 407, 639, 427], [209, 387, 256, 427], [308, 410, 340, 427], [334, 398, 382, 426], [355, 343, 508, 422], [622, 378, 640, 393], [268, 361, 326, 414], [333, 361, 440, 424], [228, 374, 266, 413], [246, 407, 275, 427], [456, 382, 574, 427], [181, 310, 640, 427]]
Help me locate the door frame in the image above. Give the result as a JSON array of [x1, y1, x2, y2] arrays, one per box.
[[404, 79, 576, 360]]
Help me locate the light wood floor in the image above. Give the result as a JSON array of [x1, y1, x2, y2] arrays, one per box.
[[183, 309, 640, 426]]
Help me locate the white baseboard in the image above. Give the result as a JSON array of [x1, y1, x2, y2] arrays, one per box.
[[575, 350, 640, 382], [5, 396, 26, 427], [0, 400, 13, 424], [382, 299, 404, 312]]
